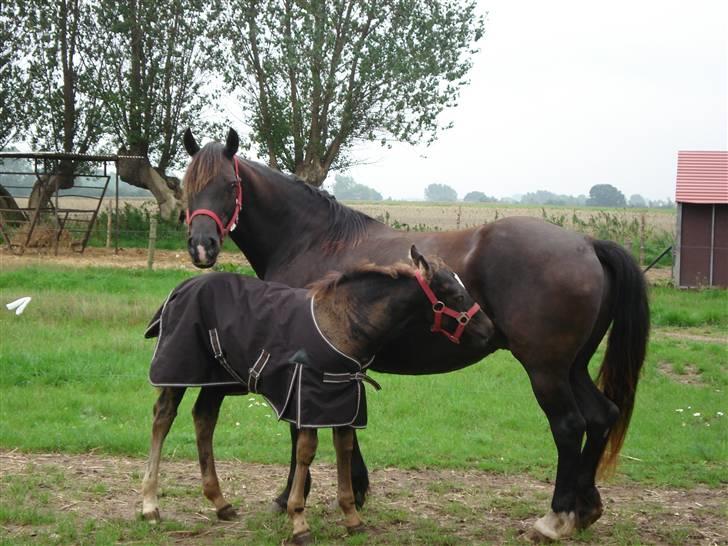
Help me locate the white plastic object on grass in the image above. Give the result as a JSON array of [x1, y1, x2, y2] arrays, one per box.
[[6, 296, 32, 315]]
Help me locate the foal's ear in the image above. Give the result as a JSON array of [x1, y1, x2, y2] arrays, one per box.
[[409, 244, 431, 278], [183, 128, 200, 156], [224, 128, 239, 159]]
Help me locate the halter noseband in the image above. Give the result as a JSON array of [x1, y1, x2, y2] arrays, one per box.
[[415, 270, 481, 344], [185, 157, 243, 242]]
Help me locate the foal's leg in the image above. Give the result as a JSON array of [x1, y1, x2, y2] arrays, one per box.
[[142, 387, 186, 522], [192, 387, 237, 520], [273, 425, 312, 512], [527, 370, 585, 541], [275, 426, 368, 512], [288, 428, 318, 544], [571, 366, 619, 529], [333, 427, 363, 533]]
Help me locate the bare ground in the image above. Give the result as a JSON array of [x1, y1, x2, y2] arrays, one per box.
[[1, 451, 726, 545]]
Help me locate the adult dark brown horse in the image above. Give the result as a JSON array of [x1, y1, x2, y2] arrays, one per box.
[[181, 128, 649, 541]]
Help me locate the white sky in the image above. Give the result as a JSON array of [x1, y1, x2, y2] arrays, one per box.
[[336, 0, 728, 201]]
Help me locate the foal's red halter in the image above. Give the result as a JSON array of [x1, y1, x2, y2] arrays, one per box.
[[185, 157, 243, 242], [415, 270, 481, 344]]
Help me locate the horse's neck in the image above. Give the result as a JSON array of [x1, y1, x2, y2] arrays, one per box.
[[313, 276, 419, 360]]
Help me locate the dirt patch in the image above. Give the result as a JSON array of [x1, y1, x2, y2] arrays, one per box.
[[657, 362, 707, 385], [0, 246, 249, 271], [1, 451, 725, 545]]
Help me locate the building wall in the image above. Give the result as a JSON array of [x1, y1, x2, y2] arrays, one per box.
[[677, 203, 728, 287]]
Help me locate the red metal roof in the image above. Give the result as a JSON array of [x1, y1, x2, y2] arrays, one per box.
[[675, 151, 728, 204]]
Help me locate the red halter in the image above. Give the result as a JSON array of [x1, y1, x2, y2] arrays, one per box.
[[415, 270, 481, 344], [185, 157, 243, 242]]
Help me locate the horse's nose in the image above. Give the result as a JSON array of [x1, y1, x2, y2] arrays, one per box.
[[187, 235, 219, 267]]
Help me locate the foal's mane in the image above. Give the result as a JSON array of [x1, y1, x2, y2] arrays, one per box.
[[183, 143, 377, 252], [307, 261, 418, 299]]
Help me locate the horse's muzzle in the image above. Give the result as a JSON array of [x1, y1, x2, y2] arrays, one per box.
[[188, 235, 219, 268]]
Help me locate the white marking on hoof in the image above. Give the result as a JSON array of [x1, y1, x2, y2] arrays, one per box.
[[533, 510, 576, 540]]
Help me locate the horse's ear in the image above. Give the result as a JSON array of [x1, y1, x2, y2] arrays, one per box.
[[183, 128, 200, 156], [224, 128, 239, 159], [409, 245, 431, 278]]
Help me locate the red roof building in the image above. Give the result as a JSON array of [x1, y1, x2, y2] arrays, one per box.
[[674, 151, 728, 287]]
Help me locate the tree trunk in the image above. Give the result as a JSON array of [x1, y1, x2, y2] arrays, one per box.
[[0, 183, 28, 227], [295, 159, 327, 187], [117, 150, 183, 221], [27, 161, 76, 211]]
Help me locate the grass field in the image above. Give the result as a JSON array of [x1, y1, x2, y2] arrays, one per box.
[[0, 265, 724, 486], [0, 265, 726, 545]]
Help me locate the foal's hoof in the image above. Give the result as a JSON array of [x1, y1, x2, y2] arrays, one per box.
[[141, 508, 161, 524], [346, 523, 366, 535], [216, 504, 238, 521], [291, 531, 313, 545]]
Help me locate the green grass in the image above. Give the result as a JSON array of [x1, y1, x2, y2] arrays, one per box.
[[0, 265, 726, 487]]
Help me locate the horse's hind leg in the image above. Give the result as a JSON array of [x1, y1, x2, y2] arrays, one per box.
[[142, 387, 186, 522], [273, 425, 312, 512], [527, 370, 585, 541], [192, 387, 237, 521], [333, 427, 364, 533], [571, 365, 619, 529], [288, 428, 318, 544]]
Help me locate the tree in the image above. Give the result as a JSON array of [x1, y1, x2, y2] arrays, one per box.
[[0, 5, 29, 149], [332, 174, 382, 200], [586, 184, 626, 207], [628, 194, 646, 208], [463, 191, 496, 203], [11, 0, 107, 210], [87, 0, 219, 219], [425, 183, 457, 202], [220, 0, 484, 186]]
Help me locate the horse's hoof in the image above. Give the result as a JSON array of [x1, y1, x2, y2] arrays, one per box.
[[346, 523, 366, 535], [269, 500, 286, 514], [523, 528, 554, 543], [141, 508, 161, 524], [291, 531, 313, 545], [216, 504, 238, 521], [532, 511, 576, 541]]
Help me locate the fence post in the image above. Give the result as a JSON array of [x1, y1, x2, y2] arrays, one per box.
[[105, 201, 112, 249], [147, 216, 157, 270], [639, 213, 646, 266], [456, 205, 462, 230]]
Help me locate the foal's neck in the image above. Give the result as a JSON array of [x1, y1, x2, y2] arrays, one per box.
[[312, 276, 420, 361]]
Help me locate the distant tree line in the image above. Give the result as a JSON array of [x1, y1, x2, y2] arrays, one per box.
[[332, 176, 674, 208]]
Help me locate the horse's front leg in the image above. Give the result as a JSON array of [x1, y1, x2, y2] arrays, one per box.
[[288, 428, 318, 544], [192, 387, 237, 521], [142, 387, 186, 522], [333, 427, 364, 533]]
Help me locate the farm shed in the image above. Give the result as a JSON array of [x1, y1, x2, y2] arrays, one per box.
[[673, 150, 728, 287]]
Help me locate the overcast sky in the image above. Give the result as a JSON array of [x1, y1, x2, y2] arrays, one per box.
[[335, 0, 728, 201]]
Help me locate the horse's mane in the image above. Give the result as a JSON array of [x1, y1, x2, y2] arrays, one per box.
[[183, 143, 378, 252], [182, 143, 228, 200], [307, 261, 417, 299]]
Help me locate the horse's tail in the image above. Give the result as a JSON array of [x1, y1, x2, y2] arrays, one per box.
[[592, 239, 650, 477]]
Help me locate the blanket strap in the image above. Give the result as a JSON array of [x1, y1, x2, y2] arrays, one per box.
[[208, 329, 248, 385], [323, 371, 382, 391]]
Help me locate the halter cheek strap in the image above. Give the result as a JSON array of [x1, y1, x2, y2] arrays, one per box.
[[415, 270, 481, 344], [185, 157, 243, 242]]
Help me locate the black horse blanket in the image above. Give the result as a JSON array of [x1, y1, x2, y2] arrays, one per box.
[[145, 272, 375, 428]]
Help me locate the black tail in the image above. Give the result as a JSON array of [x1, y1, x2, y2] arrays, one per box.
[[592, 239, 650, 476]]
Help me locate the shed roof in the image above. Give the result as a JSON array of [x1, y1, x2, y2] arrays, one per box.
[[675, 151, 728, 204]]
